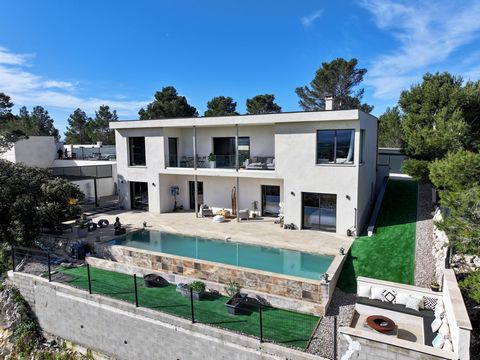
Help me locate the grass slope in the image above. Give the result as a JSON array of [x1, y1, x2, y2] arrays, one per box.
[[59, 266, 319, 349], [337, 179, 418, 293]]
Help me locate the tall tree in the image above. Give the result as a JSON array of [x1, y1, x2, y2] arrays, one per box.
[[295, 58, 373, 112], [400, 73, 468, 181], [246, 94, 281, 114], [0, 93, 26, 153], [87, 105, 118, 144], [30, 106, 60, 141], [139, 86, 198, 119], [64, 108, 91, 144], [378, 107, 403, 148], [204, 96, 238, 117]]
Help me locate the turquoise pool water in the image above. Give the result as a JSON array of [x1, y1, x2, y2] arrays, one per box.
[[110, 230, 333, 280]]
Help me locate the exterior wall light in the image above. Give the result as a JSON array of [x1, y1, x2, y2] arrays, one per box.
[[290, 191, 295, 196]]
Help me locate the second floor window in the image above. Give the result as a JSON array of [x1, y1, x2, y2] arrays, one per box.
[[317, 129, 355, 164], [129, 137, 146, 166]]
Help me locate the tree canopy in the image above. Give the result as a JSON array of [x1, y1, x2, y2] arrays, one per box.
[[246, 94, 281, 114], [400, 73, 470, 181], [64, 108, 91, 144], [0, 93, 30, 153], [295, 58, 373, 113], [139, 86, 198, 119], [378, 107, 403, 148], [204, 96, 238, 117], [0, 160, 84, 247], [86, 105, 118, 145]]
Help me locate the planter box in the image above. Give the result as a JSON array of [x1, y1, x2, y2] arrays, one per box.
[[225, 295, 247, 315], [179, 287, 206, 301]]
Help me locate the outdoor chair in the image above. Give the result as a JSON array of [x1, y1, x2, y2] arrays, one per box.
[[238, 209, 249, 220], [200, 204, 213, 217]]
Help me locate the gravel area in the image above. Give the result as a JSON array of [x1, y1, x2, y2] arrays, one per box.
[[307, 289, 356, 359], [414, 183, 436, 288]]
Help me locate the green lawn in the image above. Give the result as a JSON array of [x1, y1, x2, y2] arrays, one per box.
[[58, 266, 319, 349], [337, 179, 418, 293]]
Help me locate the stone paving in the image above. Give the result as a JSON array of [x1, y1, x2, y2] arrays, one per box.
[[414, 183, 436, 288], [306, 289, 356, 359]]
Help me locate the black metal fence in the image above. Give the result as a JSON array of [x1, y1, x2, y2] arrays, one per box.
[[11, 248, 319, 350]]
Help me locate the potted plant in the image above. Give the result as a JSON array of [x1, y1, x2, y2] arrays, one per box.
[[251, 201, 259, 218], [224, 280, 245, 315], [430, 281, 441, 292], [75, 221, 88, 238], [180, 281, 207, 300], [208, 153, 216, 168]]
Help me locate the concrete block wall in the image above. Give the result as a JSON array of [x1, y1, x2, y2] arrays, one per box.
[[8, 271, 323, 360]]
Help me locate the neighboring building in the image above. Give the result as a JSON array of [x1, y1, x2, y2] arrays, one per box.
[[1, 136, 118, 206], [378, 147, 407, 175], [64, 142, 116, 160], [111, 106, 379, 236], [0, 136, 57, 168]]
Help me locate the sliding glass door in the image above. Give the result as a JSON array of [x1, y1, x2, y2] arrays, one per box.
[[261, 185, 280, 216], [302, 192, 336, 232], [130, 182, 149, 211]]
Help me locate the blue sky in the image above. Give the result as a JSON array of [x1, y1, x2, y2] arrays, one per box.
[[1, 0, 480, 138]]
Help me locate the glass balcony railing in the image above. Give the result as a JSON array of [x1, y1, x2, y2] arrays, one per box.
[[168, 154, 275, 170]]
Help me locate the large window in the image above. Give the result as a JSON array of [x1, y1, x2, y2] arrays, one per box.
[[129, 137, 146, 166], [130, 182, 148, 210], [316, 129, 355, 164]]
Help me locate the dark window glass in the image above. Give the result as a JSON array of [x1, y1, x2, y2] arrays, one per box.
[[316, 129, 354, 164], [238, 136, 250, 164], [130, 182, 148, 210], [317, 130, 335, 163], [129, 137, 146, 166]]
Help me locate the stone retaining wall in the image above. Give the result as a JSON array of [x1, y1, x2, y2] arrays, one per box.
[[102, 244, 325, 304]]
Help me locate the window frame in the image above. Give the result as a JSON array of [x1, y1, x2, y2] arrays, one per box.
[[128, 137, 146, 167], [316, 129, 356, 165]]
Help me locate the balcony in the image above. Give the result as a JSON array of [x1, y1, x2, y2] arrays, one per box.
[[168, 154, 275, 170]]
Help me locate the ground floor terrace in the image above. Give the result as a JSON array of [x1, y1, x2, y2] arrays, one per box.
[[120, 171, 357, 236]]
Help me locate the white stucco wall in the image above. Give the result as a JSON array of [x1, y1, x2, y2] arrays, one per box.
[[0, 136, 57, 168], [275, 121, 360, 235]]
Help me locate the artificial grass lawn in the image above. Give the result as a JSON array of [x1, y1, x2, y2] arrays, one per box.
[[337, 179, 418, 293], [59, 266, 319, 349]]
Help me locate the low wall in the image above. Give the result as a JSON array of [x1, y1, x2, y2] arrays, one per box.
[[338, 327, 454, 360], [101, 245, 326, 312], [8, 271, 323, 360], [442, 269, 472, 360]]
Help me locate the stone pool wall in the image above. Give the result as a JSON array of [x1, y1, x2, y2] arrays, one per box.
[[99, 245, 325, 309]]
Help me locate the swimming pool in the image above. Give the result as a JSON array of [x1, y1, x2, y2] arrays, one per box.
[[109, 230, 333, 280]]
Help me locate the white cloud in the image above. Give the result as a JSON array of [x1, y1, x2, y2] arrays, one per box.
[[0, 46, 147, 116], [301, 10, 323, 27], [360, 0, 480, 99], [0, 46, 33, 65]]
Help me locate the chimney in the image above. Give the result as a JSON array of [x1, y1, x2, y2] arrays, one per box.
[[325, 96, 333, 111]]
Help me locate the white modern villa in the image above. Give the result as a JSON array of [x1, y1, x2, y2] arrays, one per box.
[[111, 103, 379, 236]]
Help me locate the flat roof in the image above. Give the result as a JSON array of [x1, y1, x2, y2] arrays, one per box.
[[110, 109, 376, 129]]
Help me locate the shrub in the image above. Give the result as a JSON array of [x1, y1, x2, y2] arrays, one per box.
[[224, 280, 241, 298], [188, 281, 206, 293], [459, 271, 480, 304]]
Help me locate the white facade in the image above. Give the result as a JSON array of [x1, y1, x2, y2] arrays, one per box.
[[0, 136, 57, 167], [111, 110, 378, 236]]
